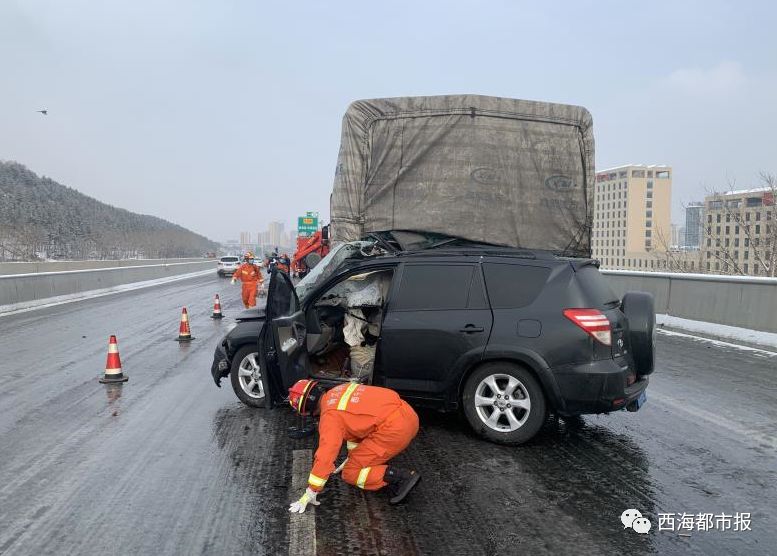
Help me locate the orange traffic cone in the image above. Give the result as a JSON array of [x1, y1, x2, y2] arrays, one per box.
[[211, 294, 224, 319], [100, 335, 129, 383], [175, 307, 195, 341]]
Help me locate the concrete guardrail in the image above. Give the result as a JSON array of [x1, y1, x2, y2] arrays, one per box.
[[602, 270, 777, 334], [0, 259, 215, 309], [0, 258, 208, 275]]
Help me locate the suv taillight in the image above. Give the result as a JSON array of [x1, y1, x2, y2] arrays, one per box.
[[563, 309, 612, 346]]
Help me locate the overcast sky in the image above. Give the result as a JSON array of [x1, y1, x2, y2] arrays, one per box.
[[2, 0, 775, 241]]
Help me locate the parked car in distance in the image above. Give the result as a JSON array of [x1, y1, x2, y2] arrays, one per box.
[[211, 234, 656, 445], [217, 256, 240, 277]]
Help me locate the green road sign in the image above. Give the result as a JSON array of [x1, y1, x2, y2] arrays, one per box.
[[297, 214, 319, 237]]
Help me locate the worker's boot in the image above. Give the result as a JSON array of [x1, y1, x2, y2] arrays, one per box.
[[384, 466, 421, 505]]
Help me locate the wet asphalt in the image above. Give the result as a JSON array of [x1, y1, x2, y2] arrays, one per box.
[[0, 273, 776, 555]]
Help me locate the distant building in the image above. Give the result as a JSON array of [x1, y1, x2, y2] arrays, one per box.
[[684, 202, 704, 248], [268, 221, 284, 249], [239, 231, 253, 254], [592, 164, 673, 271], [701, 188, 775, 276], [671, 224, 680, 247]]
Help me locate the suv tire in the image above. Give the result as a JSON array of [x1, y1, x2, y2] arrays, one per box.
[[462, 362, 546, 445], [230, 345, 269, 408], [621, 292, 655, 375]]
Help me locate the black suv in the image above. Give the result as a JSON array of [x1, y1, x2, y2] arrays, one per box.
[[211, 235, 654, 445]]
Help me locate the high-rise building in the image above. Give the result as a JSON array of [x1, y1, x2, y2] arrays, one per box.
[[701, 188, 775, 276], [684, 202, 704, 248], [239, 231, 253, 253], [592, 164, 673, 271], [671, 224, 680, 247], [268, 221, 284, 249]]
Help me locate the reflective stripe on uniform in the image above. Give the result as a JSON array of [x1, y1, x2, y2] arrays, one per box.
[[356, 467, 372, 489], [346, 441, 359, 451], [336, 383, 359, 411], [308, 473, 327, 488]]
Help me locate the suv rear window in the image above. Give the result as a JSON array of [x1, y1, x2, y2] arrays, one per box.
[[220, 257, 239, 263], [393, 265, 473, 310], [483, 263, 550, 308], [575, 265, 619, 308]]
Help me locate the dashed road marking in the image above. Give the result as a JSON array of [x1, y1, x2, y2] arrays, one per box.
[[289, 449, 316, 556]]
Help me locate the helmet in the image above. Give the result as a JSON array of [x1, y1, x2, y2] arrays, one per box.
[[244, 251, 253, 260], [288, 379, 323, 415]]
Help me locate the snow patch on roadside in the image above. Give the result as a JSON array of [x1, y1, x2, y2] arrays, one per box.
[[0, 269, 213, 318], [657, 314, 777, 354]]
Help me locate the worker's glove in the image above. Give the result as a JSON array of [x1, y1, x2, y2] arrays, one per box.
[[289, 487, 320, 514], [333, 458, 348, 475], [230, 277, 237, 285]]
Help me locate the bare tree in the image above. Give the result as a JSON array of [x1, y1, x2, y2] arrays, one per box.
[[650, 227, 705, 273], [701, 172, 777, 277]]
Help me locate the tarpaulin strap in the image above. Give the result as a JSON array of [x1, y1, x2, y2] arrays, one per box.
[[308, 473, 327, 488], [356, 467, 372, 489], [336, 383, 359, 411]]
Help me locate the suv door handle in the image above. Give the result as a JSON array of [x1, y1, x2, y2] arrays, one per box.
[[459, 325, 484, 333]]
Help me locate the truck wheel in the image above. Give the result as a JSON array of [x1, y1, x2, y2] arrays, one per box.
[[462, 362, 546, 445], [621, 292, 655, 376], [230, 345, 268, 408]]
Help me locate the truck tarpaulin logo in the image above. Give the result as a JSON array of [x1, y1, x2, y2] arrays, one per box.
[[545, 175, 576, 191], [470, 167, 501, 185]]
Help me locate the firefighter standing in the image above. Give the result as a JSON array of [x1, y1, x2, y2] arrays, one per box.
[[287, 380, 421, 513], [231, 252, 264, 308]]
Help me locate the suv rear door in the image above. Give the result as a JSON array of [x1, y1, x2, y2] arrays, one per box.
[[378, 263, 492, 398]]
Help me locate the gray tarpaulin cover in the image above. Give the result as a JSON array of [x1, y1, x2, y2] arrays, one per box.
[[330, 95, 594, 255]]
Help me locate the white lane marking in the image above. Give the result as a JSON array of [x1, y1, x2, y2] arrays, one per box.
[[289, 449, 316, 556], [0, 269, 212, 318], [657, 328, 777, 357], [650, 391, 777, 450]]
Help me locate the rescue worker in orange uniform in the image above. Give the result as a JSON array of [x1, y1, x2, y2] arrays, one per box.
[[287, 380, 421, 513], [231, 252, 264, 308]]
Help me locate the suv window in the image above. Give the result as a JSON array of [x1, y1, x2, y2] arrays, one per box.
[[575, 265, 619, 307], [220, 257, 239, 263], [393, 264, 473, 310], [483, 263, 550, 309]]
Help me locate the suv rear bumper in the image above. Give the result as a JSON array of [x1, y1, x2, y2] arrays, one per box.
[[552, 357, 648, 415]]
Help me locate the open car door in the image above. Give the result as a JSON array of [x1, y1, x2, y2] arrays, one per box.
[[264, 268, 311, 401]]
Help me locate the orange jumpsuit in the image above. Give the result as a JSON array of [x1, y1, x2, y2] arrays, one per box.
[[306, 384, 419, 493], [232, 262, 263, 308]]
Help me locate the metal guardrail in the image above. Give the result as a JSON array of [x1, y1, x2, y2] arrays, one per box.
[[601, 270, 777, 333]]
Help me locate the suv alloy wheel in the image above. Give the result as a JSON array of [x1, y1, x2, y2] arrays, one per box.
[[229, 345, 268, 408], [462, 362, 546, 445]]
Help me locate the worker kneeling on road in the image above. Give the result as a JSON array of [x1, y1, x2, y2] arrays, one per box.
[[288, 380, 421, 513], [231, 252, 264, 309]]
